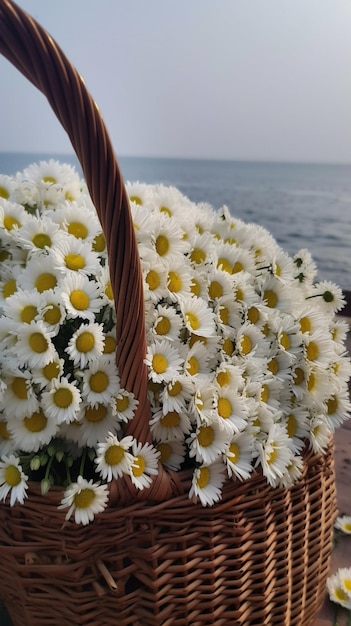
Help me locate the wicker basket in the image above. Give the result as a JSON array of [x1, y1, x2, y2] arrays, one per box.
[[0, 1, 337, 625]]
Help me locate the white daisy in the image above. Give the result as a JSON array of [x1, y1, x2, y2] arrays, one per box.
[[0, 418, 15, 457], [180, 295, 216, 337], [8, 408, 59, 453], [14, 215, 62, 252], [81, 359, 120, 406], [150, 407, 192, 441], [156, 439, 185, 471], [111, 389, 138, 423], [2, 288, 44, 325], [32, 355, 65, 389], [187, 419, 229, 464], [129, 441, 160, 490], [148, 304, 182, 342], [95, 265, 115, 305], [17, 253, 62, 293], [145, 340, 183, 383], [0, 198, 30, 233], [224, 431, 255, 481], [141, 251, 168, 303], [158, 375, 195, 413], [52, 202, 101, 242], [71, 401, 120, 447], [324, 386, 351, 431], [0, 454, 28, 506], [257, 423, 294, 488], [95, 432, 134, 480], [189, 462, 225, 506], [308, 412, 332, 455], [335, 515, 351, 535], [39, 290, 66, 334], [60, 273, 103, 321], [2, 371, 39, 419], [306, 280, 345, 315], [59, 476, 109, 525], [214, 387, 248, 434], [189, 232, 216, 267], [51, 235, 100, 276], [41, 376, 81, 424], [326, 571, 351, 609], [66, 322, 105, 368], [12, 319, 56, 368], [184, 342, 211, 377], [166, 261, 193, 302]]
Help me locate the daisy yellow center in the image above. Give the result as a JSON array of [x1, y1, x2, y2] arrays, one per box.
[[3, 278, 16, 298], [24, 410, 47, 433], [92, 232, 106, 252], [334, 587, 349, 602], [4, 465, 21, 487], [306, 341, 319, 361], [300, 316, 311, 333], [294, 367, 305, 385], [160, 411, 181, 427], [343, 523, 351, 533], [280, 332, 290, 350], [168, 380, 182, 397], [326, 396, 338, 415], [146, 269, 160, 291], [85, 404, 107, 422], [3, 215, 20, 230], [197, 425, 215, 447], [74, 488, 95, 510], [264, 289, 278, 308], [191, 248, 206, 264], [130, 195, 142, 205], [43, 361, 61, 381], [196, 466, 210, 488], [116, 395, 129, 412], [32, 233, 52, 249], [222, 338, 234, 356], [160, 206, 172, 217], [187, 356, 199, 376], [217, 258, 232, 273], [43, 304, 61, 325], [132, 455, 146, 477], [67, 222, 88, 239], [228, 442, 240, 463], [104, 282, 114, 300], [209, 281, 223, 299], [191, 278, 201, 296], [54, 387, 74, 408], [0, 186, 10, 199], [287, 414, 297, 438], [268, 358, 279, 375], [70, 289, 89, 310], [105, 445, 125, 465], [90, 371, 109, 392], [261, 384, 269, 403], [157, 442, 172, 463], [216, 371, 230, 387], [65, 253, 85, 271], [232, 261, 244, 273], [307, 371, 316, 392], [266, 444, 278, 464], [240, 335, 252, 355], [12, 377, 28, 399], [152, 353, 168, 374], [155, 316, 171, 335], [65, 191, 75, 202], [186, 312, 200, 331], [29, 332, 48, 353], [103, 335, 116, 354], [21, 305, 38, 323], [219, 306, 229, 325], [42, 175, 56, 183], [247, 306, 259, 324], [342, 578, 351, 592], [155, 234, 169, 256], [168, 271, 182, 292], [217, 397, 232, 419], [76, 331, 95, 353], [236, 287, 244, 301], [0, 421, 10, 440], [36, 273, 57, 292]]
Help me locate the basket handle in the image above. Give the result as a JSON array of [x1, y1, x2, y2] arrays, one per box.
[[0, 0, 178, 502]]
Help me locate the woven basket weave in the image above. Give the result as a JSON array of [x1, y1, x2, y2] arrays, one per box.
[[0, 1, 337, 625]]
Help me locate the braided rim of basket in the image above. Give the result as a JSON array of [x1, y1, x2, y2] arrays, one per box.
[[0, 0, 179, 503]]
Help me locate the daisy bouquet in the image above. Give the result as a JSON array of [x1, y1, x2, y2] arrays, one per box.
[[0, 159, 350, 524]]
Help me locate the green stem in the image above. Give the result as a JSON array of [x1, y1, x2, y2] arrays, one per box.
[[79, 448, 87, 477]]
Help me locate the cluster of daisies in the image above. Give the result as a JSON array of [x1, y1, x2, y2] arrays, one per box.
[[0, 160, 350, 525]]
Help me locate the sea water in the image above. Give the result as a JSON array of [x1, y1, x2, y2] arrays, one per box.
[[1, 152, 350, 290]]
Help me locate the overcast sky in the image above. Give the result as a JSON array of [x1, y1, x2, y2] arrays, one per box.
[[1, 0, 351, 163]]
